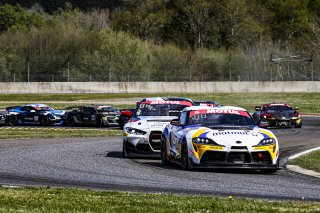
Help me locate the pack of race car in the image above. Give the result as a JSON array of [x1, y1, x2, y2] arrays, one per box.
[[1, 98, 304, 174]]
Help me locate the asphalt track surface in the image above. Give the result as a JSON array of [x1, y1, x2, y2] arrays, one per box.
[[0, 116, 319, 201]]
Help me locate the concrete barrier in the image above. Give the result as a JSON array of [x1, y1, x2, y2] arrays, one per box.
[[0, 81, 318, 93]]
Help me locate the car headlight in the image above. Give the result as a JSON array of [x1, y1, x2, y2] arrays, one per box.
[[254, 138, 276, 146], [125, 127, 147, 135], [192, 137, 224, 146]]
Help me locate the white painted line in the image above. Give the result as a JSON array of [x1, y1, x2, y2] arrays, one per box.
[[286, 165, 320, 178], [1, 185, 22, 188], [302, 114, 320, 117], [286, 146, 320, 179], [288, 147, 320, 160]]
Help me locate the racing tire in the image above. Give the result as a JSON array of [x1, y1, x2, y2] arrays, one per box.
[[40, 116, 50, 126], [122, 140, 129, 158], [96, 117, 104, 127], [118, 118, 124, 130], [7, 115, 17, 126], [66, 117, 75, 126], [260, 159, 279, 174], [181, 143, 192, 170], [260, 168, 278, 174], [161, 138, 170, 166]]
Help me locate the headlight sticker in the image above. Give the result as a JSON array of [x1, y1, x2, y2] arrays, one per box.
[[258, 129, 274, 139], [192, 128, 207, 138]]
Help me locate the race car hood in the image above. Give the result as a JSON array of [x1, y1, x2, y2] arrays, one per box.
[[266, 110, 294, 119], [187, 126, 275, 148], [100, 112, 120, 116], [45, 110, 66, 116], [126, 116, 177, 130]]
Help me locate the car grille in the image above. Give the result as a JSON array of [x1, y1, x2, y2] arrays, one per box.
[[127, 143, 153, 153], [231, 146, 248, 150], [200, 151, 272, 165], [227, 152, 251, 163], [200, 151, 227, 164], [149, 131, 162, 150]]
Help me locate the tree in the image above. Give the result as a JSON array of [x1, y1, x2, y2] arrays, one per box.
[[111, 0, 170, 43], [0, 4, 44, 32], [167, 0, 219, 49], [262, 0, 310, 43]]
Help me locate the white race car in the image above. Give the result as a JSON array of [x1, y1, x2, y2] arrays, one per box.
[[161, 106, 280, 173], [122, 98, 193, 157]]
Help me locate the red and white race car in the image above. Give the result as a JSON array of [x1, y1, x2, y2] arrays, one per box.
[[122, 98, 193, 157]]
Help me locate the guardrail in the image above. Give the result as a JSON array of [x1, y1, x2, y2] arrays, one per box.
[[0, 81, 318, 93]]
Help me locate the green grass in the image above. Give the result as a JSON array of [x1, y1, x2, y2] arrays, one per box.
[[0, 93, 319, 113], [0, 187, 319, 213], [289, 150, 320, 173], [0, 128, 121, 139]]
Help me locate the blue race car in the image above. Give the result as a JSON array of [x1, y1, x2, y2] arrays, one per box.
[[6, 104, 66, 126]]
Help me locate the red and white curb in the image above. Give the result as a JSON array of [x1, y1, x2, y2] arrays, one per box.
[[286, 147, 320, 178]]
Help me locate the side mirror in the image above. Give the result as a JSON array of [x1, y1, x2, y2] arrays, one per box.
[[255, 106, 261, 111], [170, 118, 180, 126], [294, 107, 299, 110]]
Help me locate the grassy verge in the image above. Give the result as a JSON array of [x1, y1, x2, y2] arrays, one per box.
[[0, 93, 319, 113], [0, 128, 121, 139], [289, 150, 320, 173], [0, 187, 319, 213]]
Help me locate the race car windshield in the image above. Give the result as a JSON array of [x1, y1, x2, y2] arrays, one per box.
[[264, 105, 293, 111], [37, 106, 54, 111], [188, 113, 255, 128], [136, 104, 189, 116]]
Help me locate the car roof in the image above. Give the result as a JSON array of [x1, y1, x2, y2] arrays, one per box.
[[93, 105, 113, 108], [263, 103, 290, 107], [183, 105, 247, 112], [25, 104, 49, 107], [140, 97, 193, 103], [193, 100, 216, 103]]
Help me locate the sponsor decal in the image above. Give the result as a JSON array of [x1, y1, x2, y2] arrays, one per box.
[[212, 131, 258, 137], [189, 109, 249, 117], [140, 100, 192, 106], [265, 103, 289, 107], [150, 122, 167, 128]]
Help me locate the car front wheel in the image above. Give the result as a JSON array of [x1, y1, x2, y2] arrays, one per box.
[[66, 117, 75, 126], [181, 144, 192, 170], [161, 138, 169, 166], [122, 140, 129, 158], [40, 116, 49, 126], [96, 117, 104, 127], [7, 115, 17, 126]]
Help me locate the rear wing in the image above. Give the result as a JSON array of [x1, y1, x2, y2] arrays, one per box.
[[6, 106, 21, 111]]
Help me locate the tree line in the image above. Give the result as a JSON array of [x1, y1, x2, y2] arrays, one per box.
[[0, 1, 319, 82]]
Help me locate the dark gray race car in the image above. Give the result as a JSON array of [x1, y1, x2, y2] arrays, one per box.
[[65, 105, 120, 127]]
